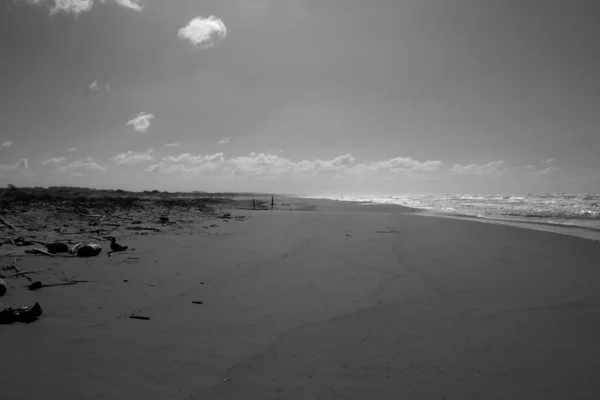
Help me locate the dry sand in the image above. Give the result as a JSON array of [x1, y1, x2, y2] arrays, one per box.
[[1, 197, 600, 399]]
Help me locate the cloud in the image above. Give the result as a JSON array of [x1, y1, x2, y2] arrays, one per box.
[[1, 141, 14, 148], [448, 160, 507, 177], [113, 0, 143, 11], [355, 156, 442, 175], [178, 16, 227, 49], [145, 153, 225, 173], [126, 112, 154, 132], [20, 0, 144, 15], [42, 157, 66, 166], [218, 137, 230, 145], [88, 80, 99, 91], [226, 153, 357, 177], [164, 142, 179, 147], [111, 149, 154, 165], [68, 147, 77, 152], [56, 157, 105, 175], [542, 158, 555, 164], [527, 166, 560, 176], [0, 159, 29, 173], [49, 0, 94, 15]]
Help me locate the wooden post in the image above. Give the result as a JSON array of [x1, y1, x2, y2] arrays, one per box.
[[271, 196, 274, 210], [253, 199, 255, 210]]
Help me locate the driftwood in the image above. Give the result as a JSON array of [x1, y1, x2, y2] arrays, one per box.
[[28, 280, 94, 291], [0, 218, 15, 230], [25, 248, 55, 257], [125, 226, 161, 232], [0, 270, 38, 279]]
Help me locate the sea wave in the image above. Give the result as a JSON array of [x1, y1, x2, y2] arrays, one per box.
[[304, 193, 600, 230]]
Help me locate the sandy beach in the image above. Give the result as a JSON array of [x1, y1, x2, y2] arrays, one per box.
[[2, 197, 600, 399]]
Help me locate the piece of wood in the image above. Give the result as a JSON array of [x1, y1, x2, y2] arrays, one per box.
[[130, 315, 150, 320]]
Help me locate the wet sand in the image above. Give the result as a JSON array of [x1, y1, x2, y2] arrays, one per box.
[[2, 198, 600, 399]]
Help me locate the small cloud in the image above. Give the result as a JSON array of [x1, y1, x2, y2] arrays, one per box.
[[542, 158, 555, 164], [88, 80, 99, 91], [357, 156, 442, 175], [1, 141, 14, 148], [448, 160, 507, 177], [16, 159, 28, 169], [147, 152, 225, 173], [178, 16, 227, 49], [111, 149, 154, 165], [126, 112, 155, 132], [164, 142, 179, 147], [42, 157, 66, 166], [21, 0, 144, 16], [68, 147, 77, 152], [49, 0, 94, 15], [56, 157, 105, 174], [527, 166, 560, 176], [217, 137, 230, 145], [0, 158, 29, 173], [113, 0, 143, 11]]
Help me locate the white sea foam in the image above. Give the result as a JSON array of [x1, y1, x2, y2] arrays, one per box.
[[302, 193, 600, 231]]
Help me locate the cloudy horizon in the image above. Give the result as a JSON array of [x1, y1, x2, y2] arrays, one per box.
[[1, 0, 600, 196]]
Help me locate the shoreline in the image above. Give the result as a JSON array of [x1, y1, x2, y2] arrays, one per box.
[[303, 197, 600, 242]]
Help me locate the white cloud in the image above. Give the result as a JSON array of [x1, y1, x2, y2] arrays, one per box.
[[178, 16, 227, 49], [0, 159, 29, 173], [49, 0, 94, 15], [111, 149, 154, 165], [1, 141, 15, 148], [68, 147, 77, 152], [355, 156, 442, 175], [113, 0, 143, 11], [20, 0, 144, 15], [225, 153, 357, 177], [527, 166, 560, 176], [448, 160, 507, 177], [145, 152, 225, 173], [42, 157, 66, 166], [542, 158, 555, 164], [218, 137, 230, 145], [56, 157, 105, 175], [88, 80, 99, 91], [165, 142, 179, 147], [126, 112, 154, 132]]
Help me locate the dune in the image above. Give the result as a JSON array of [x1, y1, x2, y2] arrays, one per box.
[[1, 197, 600, 399]]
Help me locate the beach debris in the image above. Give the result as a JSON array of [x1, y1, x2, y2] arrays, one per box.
[[107, 236, 128, 253], [130, 315, 150, 321], [70, 242, 102, 257], [27, 279, 93, 291], [88, 216, 105, 226], [221, 213, 231, 219], [125, 226, 161, 232], [25, 247, 55, 257], [0, 279, 7, 296], [192, 301, 204, 304], [45, 242, 69, 254], [0, 217, 16, 230], [0, 302, 42, 325]]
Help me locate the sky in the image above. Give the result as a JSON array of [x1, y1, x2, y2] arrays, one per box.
[[1, 0, 600, 196]]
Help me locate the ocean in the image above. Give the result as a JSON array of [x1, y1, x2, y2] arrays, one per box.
[[304, 193, 600, 232]]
